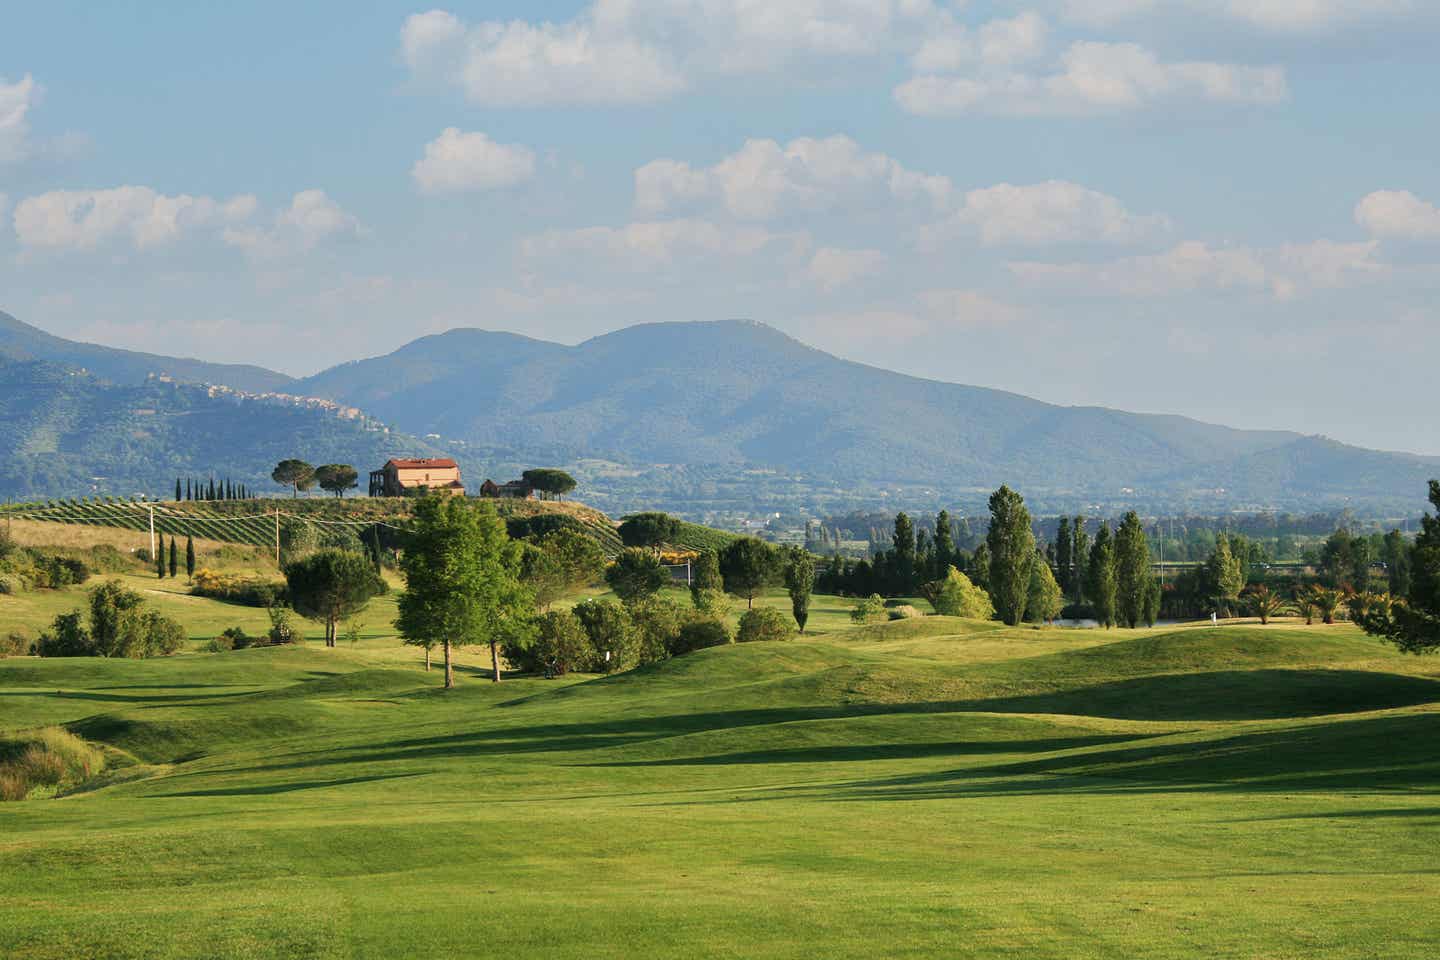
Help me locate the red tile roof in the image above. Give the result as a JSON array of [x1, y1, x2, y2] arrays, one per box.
[[386, 458, 459, 470]]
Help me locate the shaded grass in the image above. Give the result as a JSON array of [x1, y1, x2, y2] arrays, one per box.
[[1, 616, 1439, 957]]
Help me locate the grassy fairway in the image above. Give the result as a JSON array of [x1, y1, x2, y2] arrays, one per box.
[[3, 614, 1440, 958]]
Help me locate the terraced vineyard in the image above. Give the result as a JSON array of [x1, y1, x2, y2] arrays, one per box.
[[0, 497, 729, 556]]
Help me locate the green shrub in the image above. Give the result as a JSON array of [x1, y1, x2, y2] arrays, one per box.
[[0, 574, 20, 595], [672, 616, 731, 654], [34, 582, 186, 658], [573, 599, 636, 673], [267, 606, 298, 645], [929, 567, 996, 620], [850, 594, 888, 624], [888, 605, 924, 620], [191, 568, 286, 607], [509, 609, 592, 675], [737, 606, 792, 643]]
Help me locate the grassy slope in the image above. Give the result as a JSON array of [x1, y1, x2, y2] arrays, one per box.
[[3, 606, 1440, 959]]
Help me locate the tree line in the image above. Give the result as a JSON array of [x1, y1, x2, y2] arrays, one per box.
[[174, 476, 256, 501]]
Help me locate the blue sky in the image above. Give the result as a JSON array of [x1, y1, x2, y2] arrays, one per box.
[[2, 1, 1438, 455]]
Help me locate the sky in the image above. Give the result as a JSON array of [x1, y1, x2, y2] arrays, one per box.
[[2, 1, 1438, 455]]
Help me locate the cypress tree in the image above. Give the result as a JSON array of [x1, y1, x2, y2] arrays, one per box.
[[156, 539, 166, 579], [185, 478, 192, 500], [1115, 512, 1152, 629], [185, 536, 196, 581], [175, 478, 182, 502], [169, 536, 178, 577], [1087, 523, 1117, 628], [986, 485, 1036, 626]]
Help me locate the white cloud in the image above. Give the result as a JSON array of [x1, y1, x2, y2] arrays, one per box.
[[0, 74, 38, 165], [1010, 238, 1384, 298], [897, 23, 1287, 117], [223, 189, 364, 258], [913, 12, 1050, 72], [399, 3, 943, 106], [799, 289, 1026, 347], [1355, 190, 1440, 241], [521, 218, 809, 268], [926, 179, 1168, 247], [13, 186, 256, 251], [412, 128, 536, 194], [807, 247, 888, 290], [635, 135, 952, 220], [1060, 0, 1418, 32]]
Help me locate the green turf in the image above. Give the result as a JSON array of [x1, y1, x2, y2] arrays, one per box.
[[2, 610, 1440, 958]]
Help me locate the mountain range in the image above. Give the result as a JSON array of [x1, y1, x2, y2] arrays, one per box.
[[1, 310, 1434, 513]]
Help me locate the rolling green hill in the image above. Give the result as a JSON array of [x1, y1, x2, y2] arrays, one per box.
[[2, 613, 1439, 958], [4, 310, 1436, 511]]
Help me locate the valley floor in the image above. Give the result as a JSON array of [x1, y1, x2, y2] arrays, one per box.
[[2, 614, 1439, 958]]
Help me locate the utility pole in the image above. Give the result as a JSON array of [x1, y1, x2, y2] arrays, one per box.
[[148, 504, 156, 561], [274, 509, 281, 568]]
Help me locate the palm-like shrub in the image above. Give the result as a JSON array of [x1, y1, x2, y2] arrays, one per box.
[[1245, 585, 1289, 625]]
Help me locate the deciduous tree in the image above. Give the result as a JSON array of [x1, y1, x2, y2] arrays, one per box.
[[782, 547, 815, 633], [1087, 523, 1117, 628], [986, 485, 1035, 626], [395, 498, 531, 686], [1115, 512, 1152, 628]]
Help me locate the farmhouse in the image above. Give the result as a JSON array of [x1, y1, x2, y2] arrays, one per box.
[[478, 478, 534, 499], [369, 458, 465, 497]]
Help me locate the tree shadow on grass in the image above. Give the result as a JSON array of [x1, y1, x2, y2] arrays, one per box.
[[795, 712, 1440, 801], [968, 670, 1440, 721], [583, 734, 1163, 767], [151, 771, 421, 798]]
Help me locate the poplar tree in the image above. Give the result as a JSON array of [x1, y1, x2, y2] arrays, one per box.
[[892, 512, 916, 593], [1087, 523, 1117, 628], [933, 510, 955, 577], [986, 485, 1035, 626], [1115, 512, 1152, 628], [1071, 516, 1089, 606], [1055, 517, 1073, 595], [783, 547, 815, 633]]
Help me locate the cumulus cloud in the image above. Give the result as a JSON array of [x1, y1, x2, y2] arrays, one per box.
[[13, 186, 256, 251], [0, 74, 38, 165], [1355, 190, 1440, 241], [223, 190, 364, 258], [924, 180, 1169, 247], [635, 135, 952, 220], [412, 128, 536, 194], [807, 247, 888, 291], [521, 218, 809, 268], [896, 14, 1288, 117], [399, 3, 942, 106], [1010, 238, 1384, 299]]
